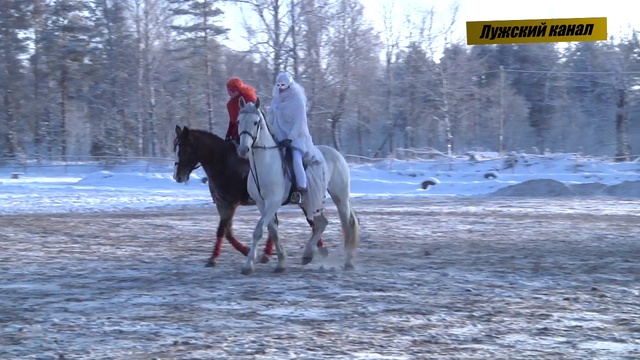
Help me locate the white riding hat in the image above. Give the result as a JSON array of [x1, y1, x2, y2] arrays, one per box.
[[275, 71, 294, 90]]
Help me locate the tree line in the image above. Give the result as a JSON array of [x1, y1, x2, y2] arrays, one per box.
[[0, 0, 638, 163]]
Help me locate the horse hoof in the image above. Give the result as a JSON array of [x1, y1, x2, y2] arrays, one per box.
[[274, 267, 286, 273], [260, 254, 271, 264], [344, 263, 355, 271], [205, 259, 216, 267], [241, 267, 254, 275], [301, 256, 313, 265], [318, 246, 329, 258]]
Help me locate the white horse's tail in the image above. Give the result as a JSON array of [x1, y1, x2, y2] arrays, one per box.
[[338, 200, 360, 252], [317, 145, 360, 256]]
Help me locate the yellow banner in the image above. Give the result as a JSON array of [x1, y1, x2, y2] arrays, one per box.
[[466, 17, 607, 45]]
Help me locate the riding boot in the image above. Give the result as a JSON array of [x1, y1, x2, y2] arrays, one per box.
[[291, 149, 307, 204]]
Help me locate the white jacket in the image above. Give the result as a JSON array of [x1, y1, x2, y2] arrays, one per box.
[[267, 82, 314, 154]]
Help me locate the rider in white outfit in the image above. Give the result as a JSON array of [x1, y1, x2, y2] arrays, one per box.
[[267, 71, 314, 204]]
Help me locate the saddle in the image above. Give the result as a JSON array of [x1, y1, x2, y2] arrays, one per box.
[[224, 138, 298, 206]]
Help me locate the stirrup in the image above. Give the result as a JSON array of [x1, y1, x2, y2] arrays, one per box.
[[291, 187, 307, 204], [290, 191, 303, 204]]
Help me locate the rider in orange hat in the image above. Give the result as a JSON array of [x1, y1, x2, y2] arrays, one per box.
[[225, 77, 257, 145]]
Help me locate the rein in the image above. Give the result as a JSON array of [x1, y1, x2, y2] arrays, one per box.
[[174, 161, 201, 172], [241, 112, 286, 202], [239, 125, 280, 151]]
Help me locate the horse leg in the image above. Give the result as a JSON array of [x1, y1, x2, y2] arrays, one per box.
[[241, 202, 279, 275], [207, 205, 232, 267], [307, 218, 328, 258], [260, 213, 277, 264], [219, 203, 250, 257], [225, 226, 250, 256], [302, 213, 328, 265], [241, 219, 263, 275], [207, 227, 224, 267], [302, 208, 328, 257], [268, 218, 287, 272]]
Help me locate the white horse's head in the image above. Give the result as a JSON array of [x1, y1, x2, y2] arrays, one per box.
[[237, 97, 264, 159]]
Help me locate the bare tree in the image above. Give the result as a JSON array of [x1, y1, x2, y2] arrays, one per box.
[[0, 0, 30, 160], [614, 71, 632, 161], [169, 0, 227, 132], [612, 31, 640, 161], [132, 0, 171, 157], [30, 0, 47, 159], [323, 0, 380, 151], [40, 0, 94, 159], [235, 0, 294, 79], [296, 0, 330, 140], [373, 0, 400, 157]]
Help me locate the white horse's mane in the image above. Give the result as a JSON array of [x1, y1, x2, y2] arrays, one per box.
[[239, 101, 276, 138]]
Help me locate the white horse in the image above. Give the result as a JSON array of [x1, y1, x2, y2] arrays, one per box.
[[236, 98, 359, 274]]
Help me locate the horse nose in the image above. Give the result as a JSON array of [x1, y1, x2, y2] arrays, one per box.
[[237, 146, 247, 158]]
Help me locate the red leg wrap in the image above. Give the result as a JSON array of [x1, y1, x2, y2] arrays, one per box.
[[229, 237, 250, 256], [212, 237, 223, 259], [264, 236, 274, 256]]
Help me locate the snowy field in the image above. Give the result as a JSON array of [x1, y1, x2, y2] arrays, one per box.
[[0, 152, 639, 215], [0, 152, 639, 359]]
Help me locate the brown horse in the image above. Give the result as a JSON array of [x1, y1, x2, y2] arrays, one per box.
[[173, 125, 327, 267]]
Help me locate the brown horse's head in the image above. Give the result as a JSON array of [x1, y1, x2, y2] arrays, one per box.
[[173, 125, 201, 183]]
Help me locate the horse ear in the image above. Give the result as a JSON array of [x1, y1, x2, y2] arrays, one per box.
[[239, 97, 246, 108], [175, 125, 182, 137], [183, 126, 190, 137], [255, 97, 261, 109]]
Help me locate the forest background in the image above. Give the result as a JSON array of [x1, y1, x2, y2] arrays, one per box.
[[1, 0, 638, 163]]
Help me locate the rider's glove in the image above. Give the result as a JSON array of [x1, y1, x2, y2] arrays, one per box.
[[279, 139, 292, 147]]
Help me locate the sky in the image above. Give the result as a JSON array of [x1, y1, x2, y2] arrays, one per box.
[[1, 151, 638, 215], [217, 0, 640, 58], [363, 0, 640, 41]]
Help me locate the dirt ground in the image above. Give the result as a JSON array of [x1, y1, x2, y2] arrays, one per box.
[[0, 197, 639, 360]]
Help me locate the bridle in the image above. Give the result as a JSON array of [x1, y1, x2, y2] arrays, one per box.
[[238, 110, 286, 201], [239, 115, 280, 151], [174, 140, 201, 174], [174, 160, 201, 172]]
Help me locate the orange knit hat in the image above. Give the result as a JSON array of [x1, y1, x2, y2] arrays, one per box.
[[227, 77, 243, 90]]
